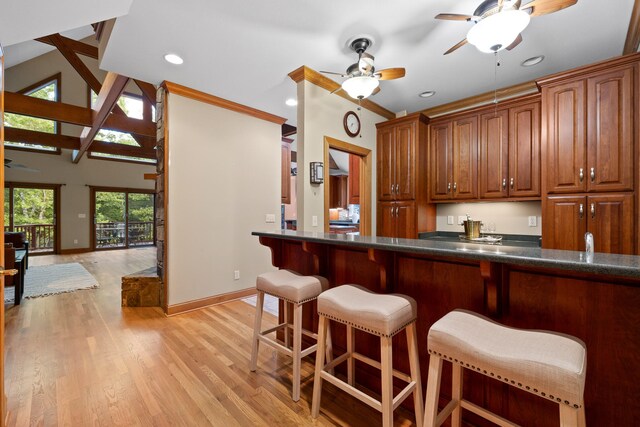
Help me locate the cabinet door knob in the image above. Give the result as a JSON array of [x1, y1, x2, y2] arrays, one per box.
[[453, 182, 457, 192], [502, 178, 506, 189], [579, 203, 584, 219], [579, 168, 584, 182], [447, 182, 451, 193], [591, 203, 595, 218], [510, 177, 514, 189], [590, 167, 595, 182]]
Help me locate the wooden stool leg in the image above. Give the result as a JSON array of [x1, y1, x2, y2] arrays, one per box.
[[292, 302, 303, 402], [347, 325, 355, 386], [406, 323, 424, 427], [250, 291, 265, 372], [559, 405, 581, 427], [578, 406, 586, 427], [311, 315, 328, 418], [451, 363, 462, 427], [325, 319, 334, 375], [380, 336, 393, 427], [283, 300, 290, 349], [423, 355, 443, 427]]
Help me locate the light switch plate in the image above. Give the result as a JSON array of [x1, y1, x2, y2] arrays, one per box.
[[312, 216, 318, 227], [447, 216, 454, 225], [265, 214, 275, 223], [78, 213, 86, 218]]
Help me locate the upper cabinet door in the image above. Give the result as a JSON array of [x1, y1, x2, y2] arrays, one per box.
[[429, 122, 453, 201], [509, 101, 540, 197], [377, 126, 395, 201], [479, 109, 508, 199], [452, 115, 478, 199], [281, 141, 291, 204], [348, 154, 360, 205], [586, 66, 634, 192], [544, 80, 586, 194], [395, 121, 416, 200]]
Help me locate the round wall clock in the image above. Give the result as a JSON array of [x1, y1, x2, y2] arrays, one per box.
[[343, 111, 361, 137]]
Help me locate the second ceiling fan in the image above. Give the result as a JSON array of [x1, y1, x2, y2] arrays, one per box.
[[436, 0, 578, 55]]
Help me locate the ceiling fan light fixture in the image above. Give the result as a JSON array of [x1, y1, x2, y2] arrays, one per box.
[[467, 10, 530, 53], [341, 76, 379, 99]]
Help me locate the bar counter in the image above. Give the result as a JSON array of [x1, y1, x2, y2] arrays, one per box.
[[253, 230, 640, 426]]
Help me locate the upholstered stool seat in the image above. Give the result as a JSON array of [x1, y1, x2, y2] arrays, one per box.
[[312, 285, 423, 427], [250, 269, 331, 402], [423, 309, 587, 427]]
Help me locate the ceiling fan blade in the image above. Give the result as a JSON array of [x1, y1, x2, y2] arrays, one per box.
[[375, 68, 406, 80], [435, 13, 475, 21], [506, 33, 523, 50], [522, 0, 577, 17], [498, 0, 505, 11], [444, 38, 468, 55], [319, 70, 347, 77], [370, 86, 381, 96], [358, 52, 375, 74]]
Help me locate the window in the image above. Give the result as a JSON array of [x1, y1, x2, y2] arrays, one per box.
[[4, 74, 61, 153]]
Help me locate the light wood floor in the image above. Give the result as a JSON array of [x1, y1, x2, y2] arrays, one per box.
[[4, 248, 417, 426]]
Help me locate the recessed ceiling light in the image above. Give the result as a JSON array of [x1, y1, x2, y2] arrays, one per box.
[[521, 55, 544, 67], [164, 53, 184, 65], [419, 90, 436, 98], [285, 98, 298, 106]]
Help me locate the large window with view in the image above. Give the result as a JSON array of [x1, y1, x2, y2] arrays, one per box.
[[4, 74, 61, 153]]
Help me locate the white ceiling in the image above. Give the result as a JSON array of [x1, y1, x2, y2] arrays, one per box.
[[3, 0, 636, 127]]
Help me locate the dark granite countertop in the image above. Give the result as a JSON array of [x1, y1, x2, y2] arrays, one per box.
[[252, 230, 640, 279], [419, 231, 541, 248]]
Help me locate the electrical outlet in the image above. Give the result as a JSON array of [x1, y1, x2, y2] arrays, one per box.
[[265, 214, 275, 223], [74, 239, 78, 244], [528, 216, 537, 227], [447, 216, 454, 225], [312, 216, 318, 227], [458, 216, 466, 225], [234, 270, 240, 280], [78, 213, 86, 219]]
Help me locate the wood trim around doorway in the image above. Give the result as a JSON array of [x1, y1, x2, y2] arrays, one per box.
[[323, 136, 372, 236]]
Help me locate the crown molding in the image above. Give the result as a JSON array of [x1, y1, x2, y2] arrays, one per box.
[[288, 66, 395, 120]]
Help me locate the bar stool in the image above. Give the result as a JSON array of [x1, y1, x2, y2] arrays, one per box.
[[250, 269, 330, 402], [423, 309, 587, 427], [311, 285, 423, 427]]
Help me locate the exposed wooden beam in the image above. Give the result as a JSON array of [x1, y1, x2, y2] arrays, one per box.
[[143, 173, 158, 180], [74, 72, 130, 163], [134, 80, 157, 106], [5, 92, 156, 137], [624, 0, 640, 54], [282, 123, 297, 137], [35, 35, 99, 59], [48, 33, 102, 94], [4, 127, 156, 159]]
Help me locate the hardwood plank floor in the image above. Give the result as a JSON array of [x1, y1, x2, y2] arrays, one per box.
[[4, 248, 417, 426]]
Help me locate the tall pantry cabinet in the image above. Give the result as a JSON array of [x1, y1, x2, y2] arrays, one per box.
[[376, 113, 435, 238], [539, 55, 638, 254]]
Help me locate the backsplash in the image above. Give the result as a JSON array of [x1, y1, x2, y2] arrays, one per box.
[[436, 201, 542, 236]]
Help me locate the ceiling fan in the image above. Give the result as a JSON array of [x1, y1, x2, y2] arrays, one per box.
[[4, 158, 39, 173], [436, 0, 578, 55], [320, 37, 406, 100]]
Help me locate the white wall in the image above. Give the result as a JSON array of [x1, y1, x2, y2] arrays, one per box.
[[436, 201, 542, 235], [4, 37, 154, 250], [166, 93, 281, 306], [296, 81, 386, 231]]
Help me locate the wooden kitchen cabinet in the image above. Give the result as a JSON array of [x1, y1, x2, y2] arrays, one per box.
[[330, 175, 348, 209], [378, 201, 416, 239], [478, 100, 541, 199], [376, 113, 434, 238], [543, 193, 633, 254], [541, 64, 634, 194], [281, 140, 291, 204], [429, 114, 478, 200], [348, 154, 360, 205]]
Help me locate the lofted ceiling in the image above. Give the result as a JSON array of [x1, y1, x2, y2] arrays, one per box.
[[2, 0, 637, 127]]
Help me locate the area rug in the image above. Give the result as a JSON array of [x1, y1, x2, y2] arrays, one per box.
[[4, 262, 98, 302]]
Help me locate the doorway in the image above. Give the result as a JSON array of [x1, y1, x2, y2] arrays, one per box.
[[323, 136, 372, 235], [4, 182, 60, 254], [90, 187, 156, 250]]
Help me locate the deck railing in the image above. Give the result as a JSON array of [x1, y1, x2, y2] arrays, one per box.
[[96, 221, 154, 248], [4, 224, 55, 252]]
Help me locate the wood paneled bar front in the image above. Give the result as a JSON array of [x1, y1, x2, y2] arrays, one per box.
[[253, 230, 640, 426]]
